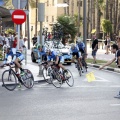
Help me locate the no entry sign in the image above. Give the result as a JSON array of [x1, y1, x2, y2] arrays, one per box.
[[12, 9, 26, 24]]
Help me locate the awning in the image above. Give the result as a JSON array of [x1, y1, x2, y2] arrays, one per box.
[[91, 29, 96, 34]]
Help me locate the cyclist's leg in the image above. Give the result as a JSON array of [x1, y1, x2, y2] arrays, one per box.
[[14, 55, 24, 75]]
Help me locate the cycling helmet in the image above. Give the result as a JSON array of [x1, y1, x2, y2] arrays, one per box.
[[46, 49, 51, 53], [71, 43, 75, 48], [77, 38, 82, 43]]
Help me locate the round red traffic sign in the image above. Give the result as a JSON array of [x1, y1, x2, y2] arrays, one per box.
[[12, 9, 26, 24]]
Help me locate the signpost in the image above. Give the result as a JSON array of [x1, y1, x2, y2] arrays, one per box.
[[12, 10, 26, 24], [12, 0, 27, 9], [11, 0, 27, 50]]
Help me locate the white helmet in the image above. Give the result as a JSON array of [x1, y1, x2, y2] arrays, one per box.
[[77, 38, 82, 43], [71, 43, 75, 48]]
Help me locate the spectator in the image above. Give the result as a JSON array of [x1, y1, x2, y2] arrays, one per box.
[[4, 34, 10, 47], [0, 33, 4, 49], [91, 35, 98, 63], [32, 34, 37, 46], [19, 37, 27, 52], [104, 36, 107, 54], [116, 37, 120, 49]]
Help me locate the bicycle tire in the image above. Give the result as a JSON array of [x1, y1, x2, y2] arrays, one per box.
[[50, 70, 62, 88], [21, 69, 34, 89], [77, 63, 82, 76], [65, 69, 74, 87], [2, 69, 17, 91], [43, 67, 52, 84], [82, 60, 87, 72]]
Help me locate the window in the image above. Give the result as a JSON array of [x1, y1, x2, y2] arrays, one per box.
[[52, 16, 54, 22], [47, 0, 49, 6], [77, 1, 82, 7], [52, 0, 54, 6], [46, 16, 48, 22]]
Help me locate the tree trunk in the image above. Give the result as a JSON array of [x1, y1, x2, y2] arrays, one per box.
[[115, 0, 118, 34], [67, 0, 70, 15], [92, 0, 95, 29], [71, 0, 74, 17], [113, 0, 116, 34], [96, 0, 100, 38], [90, 0, 92, 38], [78, 0, 81, 35], [87, 0, 90, 38], [35, 0, 38, 35], [106, 0, 109, 19], [64, 0, 67, 15]]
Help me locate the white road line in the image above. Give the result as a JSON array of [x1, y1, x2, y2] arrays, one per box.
[[14, 15, 24, 19], [110, 104, 120, 106]]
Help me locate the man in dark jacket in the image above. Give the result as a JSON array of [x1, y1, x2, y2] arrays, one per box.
[[92, 35, 98, 63], [32, 34, 37, 46]]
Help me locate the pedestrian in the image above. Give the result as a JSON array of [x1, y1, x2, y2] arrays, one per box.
[[99, 44, 120, 98], [116, 37, 120, 49], [32, 34, 37, 46], [0, 33, 4, 50], [91, 35, 98, 63], [104, 36, 107, 54]]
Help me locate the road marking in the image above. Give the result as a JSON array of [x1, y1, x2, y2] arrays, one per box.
[[14, 15, 24, 19], [110, 104, 120, 106]]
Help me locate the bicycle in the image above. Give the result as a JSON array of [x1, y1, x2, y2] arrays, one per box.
[[49, 63, 74, 88], [40, 62, 52, 84], [73, 56, 82, 76], [1, 63, 34, 91], [81, 53, 87, 72]]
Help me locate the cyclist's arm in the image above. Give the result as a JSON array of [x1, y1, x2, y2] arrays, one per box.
[[55, 56, 59, 64], [99, 58, 116, 69]]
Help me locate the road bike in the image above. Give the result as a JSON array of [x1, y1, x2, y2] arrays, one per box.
[[49, 63, 74, 88], [81, 53, 87, 72], [1, 63, 34, 91]]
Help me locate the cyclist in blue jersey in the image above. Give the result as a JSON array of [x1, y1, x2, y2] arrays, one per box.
[[76, 39, 85, 54], [38, 44, 47, 61], [70, 43, 83, 72], [46, 49, 69, 75], [1, 47, 25, 76]]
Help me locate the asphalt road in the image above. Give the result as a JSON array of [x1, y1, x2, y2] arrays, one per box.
[[0, 64, 120, 120]]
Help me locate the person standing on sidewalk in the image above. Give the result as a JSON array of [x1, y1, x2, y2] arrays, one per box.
[[106, 35, 111, 54], [99, 44, 120, 98], [32, 34, 37, 46], [91, 35, 98, 63]]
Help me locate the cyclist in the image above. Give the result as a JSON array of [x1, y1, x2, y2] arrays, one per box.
[[38, 44, 47, 62], [70, 43, 83, 72], [1, 47, 25, 76], [77, 39, 88, 68], [46, 49, 69, 78]]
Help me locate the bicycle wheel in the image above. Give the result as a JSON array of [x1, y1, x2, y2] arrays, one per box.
[[21, 69, 34, 89], [2, 69, 17, 91], [64, 69, 74, 87], [43, 67, 52, 84], [77, 63, 81, 76], [50, 70, 62, 88], [82, 60, 87, 72]]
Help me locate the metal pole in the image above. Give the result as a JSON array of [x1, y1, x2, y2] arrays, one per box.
[[27, 0, 30, 49], [38, 21, 43, 76], [83, 0, 87, 52], [17, 0, 20, 50]]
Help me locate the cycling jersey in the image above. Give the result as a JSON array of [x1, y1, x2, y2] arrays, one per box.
[[47, 51, 62, 62], [70, 46, 79, 53], [3, 49, 24, 64], [77, 42, 85, 53]]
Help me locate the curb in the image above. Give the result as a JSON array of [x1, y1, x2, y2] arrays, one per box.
[[88, 63, 120, 73]]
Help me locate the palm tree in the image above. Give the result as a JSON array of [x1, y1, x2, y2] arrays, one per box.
[[96, 0, 104, 38], [87, 0, 90, 38], [92, 0, 96, 29]]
